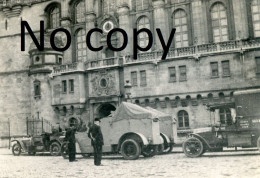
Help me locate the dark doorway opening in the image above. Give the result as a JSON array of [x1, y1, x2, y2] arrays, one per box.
[[97, 104, 116, 118]]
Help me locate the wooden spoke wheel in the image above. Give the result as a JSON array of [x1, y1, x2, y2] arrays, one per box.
[[182, 137, 204, 158]]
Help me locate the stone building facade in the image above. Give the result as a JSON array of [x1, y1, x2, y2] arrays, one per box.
[[0, 0, 260, 142]]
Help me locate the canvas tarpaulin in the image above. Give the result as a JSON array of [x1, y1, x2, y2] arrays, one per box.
[[145, 106, 173, 121], [112, 102, 157, 122]]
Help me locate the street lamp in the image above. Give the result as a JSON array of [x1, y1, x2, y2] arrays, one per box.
[[124, 80, 132, 102]]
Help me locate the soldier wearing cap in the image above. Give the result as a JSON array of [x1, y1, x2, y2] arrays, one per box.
[[88, 118, 104, 166]]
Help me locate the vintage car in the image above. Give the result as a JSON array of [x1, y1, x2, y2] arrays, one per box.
[[145, 107, 177, 153], [11, 131, 65, 156], [61, 102, 164, 160], [182, 88, 260, 157]]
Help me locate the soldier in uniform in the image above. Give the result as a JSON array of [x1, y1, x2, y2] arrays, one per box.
[[65, 125, 77, 162], [88, 118, 104, 166]]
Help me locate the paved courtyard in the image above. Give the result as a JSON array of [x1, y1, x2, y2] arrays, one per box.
[[0, 148, 259, 178]]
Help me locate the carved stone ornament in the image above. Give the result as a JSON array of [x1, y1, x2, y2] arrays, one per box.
[[91, 72, 118, 96]]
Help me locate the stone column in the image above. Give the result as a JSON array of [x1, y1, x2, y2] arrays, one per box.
[[191, 0, 207, 45], [231, 0, 249, 39], [117, 4, 131, 56], [60, 0, 72, 63], [85, 12, 98, 61], [152, 0, 167, 50]]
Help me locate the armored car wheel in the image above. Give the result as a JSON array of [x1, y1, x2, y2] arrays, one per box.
[[183, 137, 204, 158], [157, 144, 165, 155], [12, 143, 21, 156], [121, 139, 141, 160], [50, 142, 61, 156], [142, 145, 158, 157], [164, 144, 174, 153]]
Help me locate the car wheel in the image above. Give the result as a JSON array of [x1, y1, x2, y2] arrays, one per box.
[[50, 142, 61, 156], [12, 143, 21, 156], [61, 142, 69, 159], [182, 137, 204, 158], [121, 139, 141, 160], [157, 144, 165, 155], [257, 136, 260, 152], [142, 145, 158, 157]]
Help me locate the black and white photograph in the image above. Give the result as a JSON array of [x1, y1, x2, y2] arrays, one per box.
[[0, 0, 260, 177]]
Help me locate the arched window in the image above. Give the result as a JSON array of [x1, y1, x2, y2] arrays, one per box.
[[75, 1, 86, 23], [178, 110, 189, 128], [76, 29, 87, 61], [173, 9, 189, 48], [211, 2, 228, 42], [50, 6, 60, 29], [219, 108, 232, 125], [251, 0, 260, 37], [137, 16, 150, 49], [69, 117, 78, 127]]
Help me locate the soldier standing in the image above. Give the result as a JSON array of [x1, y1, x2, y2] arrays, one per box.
[[88, 118, 104, 166], [65, 125, 77, 162]]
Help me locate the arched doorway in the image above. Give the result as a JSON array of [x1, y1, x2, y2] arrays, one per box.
[[96, 103, 116, 118]]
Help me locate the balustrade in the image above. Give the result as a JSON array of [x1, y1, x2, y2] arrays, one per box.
[[2, 0, 47, 6], [54, 38, 260, 72]]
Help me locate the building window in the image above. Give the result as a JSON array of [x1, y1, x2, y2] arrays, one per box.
[[50, 6, 60, 29], [210, 62, 219, 77], [69, 80, 74, 92], [62, 80, 67, 93], [169, 67, 176, 83], [251, 0, 260, 37], [219, 108, 232, 125], [75, 1, 85, 23], [136, 0, 149, 11], [222, 60, 230, 76], [56, 57, 62, 65], [34, 81, 41, 97], [131, 71, 138, 86], [76, 29, 87, 61], [178, 110, 189, 128], [140, 70, 147, 86], [69, 117, 78, 127], [179, 66, 187, 81], [211, 2, 228, 42], [103, 0, 116, 14], [256, 57, 260, 73], [137, 16, 150, 49], [173, 9, 189, 48]]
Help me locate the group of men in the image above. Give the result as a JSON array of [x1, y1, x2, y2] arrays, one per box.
[[65, 118, 104, 166]]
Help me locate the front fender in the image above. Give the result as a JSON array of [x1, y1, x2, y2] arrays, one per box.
[[189, 133, 212, 149], [133, 132, 149, 145], [160, 133, 171, 145], [11, 140, 25, 150]]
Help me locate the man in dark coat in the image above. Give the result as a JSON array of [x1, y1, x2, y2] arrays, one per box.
[[65, 125, 77, 162], [88, 118, 104, 166]]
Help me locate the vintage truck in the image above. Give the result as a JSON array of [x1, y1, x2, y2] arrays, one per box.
[[62, 102, 164, 160], [182, 88, 260, 157]]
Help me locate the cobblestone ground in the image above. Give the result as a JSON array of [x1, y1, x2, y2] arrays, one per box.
[[0, 148, 259, 178]]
